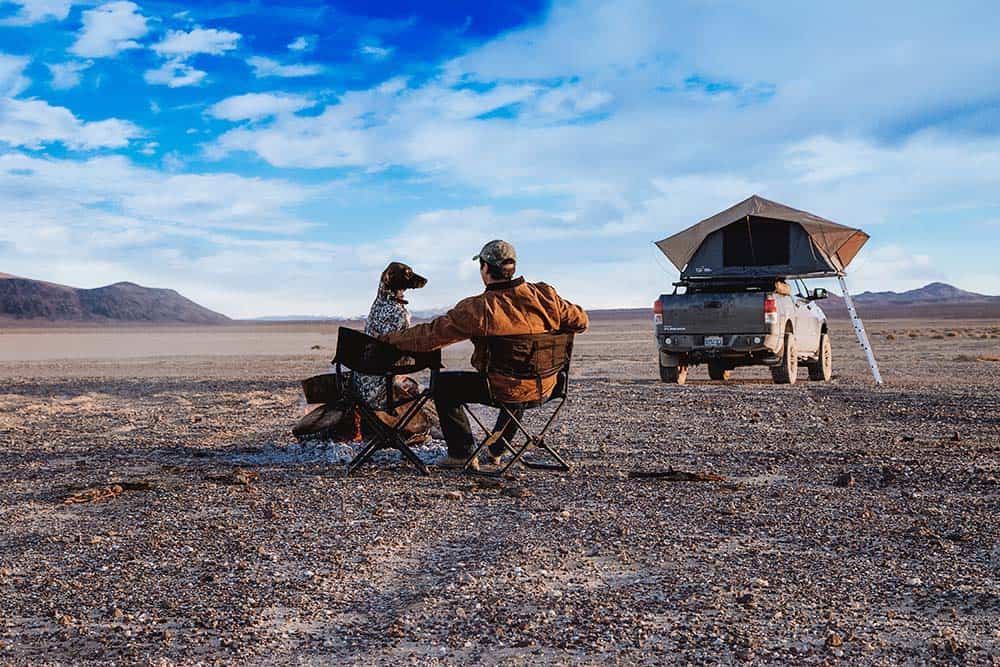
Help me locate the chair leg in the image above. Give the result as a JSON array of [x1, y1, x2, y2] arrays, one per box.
[[462, 405, 499, 470], [518, 399, 570, 471], [501, 400, 570, 473], [346, 398, 431, 476], [463, 399, 572, 476], [345, 432, 385, 475]]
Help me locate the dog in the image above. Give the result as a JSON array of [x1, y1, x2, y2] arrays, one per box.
[[352, 262, 427, 408]]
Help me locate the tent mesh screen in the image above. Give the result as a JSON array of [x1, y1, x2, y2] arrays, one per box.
[[723, 219, 791, 267]]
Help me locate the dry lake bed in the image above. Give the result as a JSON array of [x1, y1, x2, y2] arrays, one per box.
[[1, 318, 998, 664]]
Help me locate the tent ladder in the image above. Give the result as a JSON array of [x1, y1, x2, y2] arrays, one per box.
[[837, 275, 883, 385]]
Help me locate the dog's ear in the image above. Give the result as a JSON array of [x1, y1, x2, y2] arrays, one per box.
[[380, 265, 392, 289]]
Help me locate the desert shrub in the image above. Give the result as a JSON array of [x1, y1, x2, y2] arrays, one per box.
[[932, 334, 945, 340], [945, 331, 958, 337], [954, 354, 978, 362], [885, 333, 896, 340], [908, 332, 919, 338]]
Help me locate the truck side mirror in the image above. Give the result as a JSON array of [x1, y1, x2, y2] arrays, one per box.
[[809, 288, 828, 301]]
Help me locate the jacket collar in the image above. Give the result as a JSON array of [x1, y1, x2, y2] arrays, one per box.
[[485, 276, 525, 292]]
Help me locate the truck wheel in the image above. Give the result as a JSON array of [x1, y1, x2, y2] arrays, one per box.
[[659, 363, 688, 385], [771, 332, 798, 385], [708, 361, 731, 381], [808, 333, 833, 381]]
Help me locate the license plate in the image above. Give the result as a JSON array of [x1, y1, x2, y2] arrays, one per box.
[[704, 335, 724, 347]]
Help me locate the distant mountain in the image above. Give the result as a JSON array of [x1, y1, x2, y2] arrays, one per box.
[[0, 273, 230, 324], [851, 282, 995, 304], [822, 282, 1000, 319], [599, 282, 1000, 321]]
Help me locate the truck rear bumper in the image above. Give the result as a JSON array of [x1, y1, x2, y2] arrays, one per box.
[[657, 332, 781, 366]]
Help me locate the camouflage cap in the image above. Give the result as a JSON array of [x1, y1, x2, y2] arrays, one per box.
[[473, 239, 517, 266]]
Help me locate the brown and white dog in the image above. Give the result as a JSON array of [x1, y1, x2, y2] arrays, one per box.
[[352, 262, 427, 407]]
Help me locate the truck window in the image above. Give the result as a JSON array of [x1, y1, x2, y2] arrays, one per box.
[[722, 219, 791, 267]]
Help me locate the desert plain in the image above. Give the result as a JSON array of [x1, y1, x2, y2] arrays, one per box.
[[0, 317, 998, 664]]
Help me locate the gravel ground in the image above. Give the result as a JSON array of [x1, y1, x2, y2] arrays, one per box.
[[0, 318, 998, 665]]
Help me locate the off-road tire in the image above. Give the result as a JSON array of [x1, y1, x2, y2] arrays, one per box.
[[807, 332, 833, 381], [659, 363, 689, 385], [708, 361, 732, 381], [771, 332, 798, 385]]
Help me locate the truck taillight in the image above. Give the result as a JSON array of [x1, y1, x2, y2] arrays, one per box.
[[764, 295, 777, 324], [653, 300, 663, 315]]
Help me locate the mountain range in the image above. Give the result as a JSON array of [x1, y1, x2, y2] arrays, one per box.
[[0, 273, 230, 324], [588, 281, 1000, 320], [821, 282, 1000, 319], [2, 272, 998, 324]]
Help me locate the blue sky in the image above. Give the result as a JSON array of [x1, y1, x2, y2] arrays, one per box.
[[1, 0, 999, 318]]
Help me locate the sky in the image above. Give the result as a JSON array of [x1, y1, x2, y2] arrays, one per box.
[[1, 0, 999, 318]]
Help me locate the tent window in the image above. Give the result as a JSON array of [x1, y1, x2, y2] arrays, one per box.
[[722, 219, 791, 266]]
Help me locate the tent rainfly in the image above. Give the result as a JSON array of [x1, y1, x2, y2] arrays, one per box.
[[655, 194, 869, 280], [654, 195, 882, 385]]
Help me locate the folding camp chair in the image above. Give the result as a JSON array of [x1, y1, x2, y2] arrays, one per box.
[[462, 331, 574, 478], [332, 327, 442, 476]]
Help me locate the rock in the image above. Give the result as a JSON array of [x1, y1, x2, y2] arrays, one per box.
[[834, 473, 855, 488], [827, 633, 843, 647], [443, 491, 463, 501]]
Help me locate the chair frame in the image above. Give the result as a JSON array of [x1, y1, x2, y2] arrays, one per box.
[[332, 327, 441, 476], [463, 332, 574, 478]]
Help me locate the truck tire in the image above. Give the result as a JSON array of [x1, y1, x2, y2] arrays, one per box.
[[771, 332, 798, 385], [808, 332, 833, 381], [659, 363, 688, 385], [708, 361, 731, 381]]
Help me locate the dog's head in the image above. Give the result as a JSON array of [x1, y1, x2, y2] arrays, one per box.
[[380, 261, 427, 294]]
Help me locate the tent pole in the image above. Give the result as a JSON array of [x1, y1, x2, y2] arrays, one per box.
[[838, 275, 883, 385]]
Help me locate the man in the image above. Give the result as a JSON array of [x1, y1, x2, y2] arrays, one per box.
[[381, 240, 589, 469]]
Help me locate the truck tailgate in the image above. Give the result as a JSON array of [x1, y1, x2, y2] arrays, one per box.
[[660, 293, 768, 334]]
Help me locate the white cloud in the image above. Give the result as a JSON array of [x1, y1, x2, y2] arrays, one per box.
[[152, 27, 241, 57], [0, 0, 73, 25], [144, 59, 206, 88], [848, 245, 944, 293], [70, 1, 148, 58], [207, 92, 315, 122], [247, 55, 323, 78], [0, 97, 141, 149], [0, 53, 30, 96], [0, 152, 341, 317], [47, 60, 92, 89], [359, 43, 392, 60], [287, 35, 316, 52]]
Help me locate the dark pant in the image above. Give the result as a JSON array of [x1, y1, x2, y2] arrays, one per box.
[[433, 371, 524, 458]]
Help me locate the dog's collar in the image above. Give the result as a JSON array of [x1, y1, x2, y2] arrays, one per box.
[[379, 286, 408, 304], [485, 276, 525, 292]]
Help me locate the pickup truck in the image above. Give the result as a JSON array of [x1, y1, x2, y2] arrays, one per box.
[[653, 280, 832, 384]]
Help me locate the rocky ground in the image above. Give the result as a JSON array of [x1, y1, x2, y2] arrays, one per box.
[[0, 319, 998, 665]]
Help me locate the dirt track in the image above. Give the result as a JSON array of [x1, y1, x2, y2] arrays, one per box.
[[1, 319, 998, 664]]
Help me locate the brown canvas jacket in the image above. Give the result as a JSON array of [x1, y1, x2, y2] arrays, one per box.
[[382, 277, 589, 403]]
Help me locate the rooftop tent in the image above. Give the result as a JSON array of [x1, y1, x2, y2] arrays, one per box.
[[655, 195, 870, 280]]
